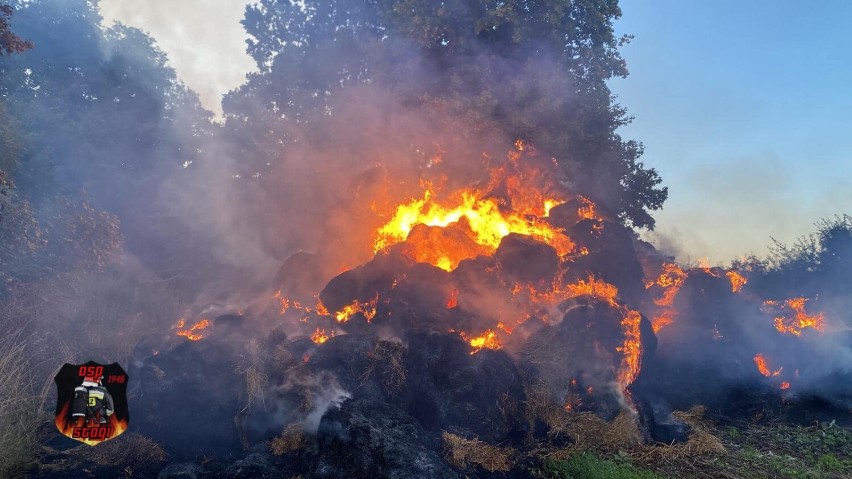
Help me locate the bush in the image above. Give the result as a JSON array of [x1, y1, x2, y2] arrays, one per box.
[[541, 453, 667, 479]]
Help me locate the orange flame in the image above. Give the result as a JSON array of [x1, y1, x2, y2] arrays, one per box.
[[174, 318, 211, 341], [780, 381, 791, 390], [753, 353, 782, 377], [726, 271, 748, 293], [445, 288, 458, 309], [617, 310, 643, 387], [645, 263, 687, 332], [373, 188, 573, 270], [311, 327, 329, 344], [577, 195, 599, 221], [335, 296, 378, 323], [768, 297, 826, 336]]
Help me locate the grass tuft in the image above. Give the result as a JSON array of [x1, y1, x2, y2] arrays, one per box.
[[540, 453, 667, 479], [442, 431, 514, 472]]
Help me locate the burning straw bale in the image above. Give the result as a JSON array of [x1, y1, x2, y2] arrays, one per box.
[[441, 431, 515, 472], [270, 424, 305, 456]]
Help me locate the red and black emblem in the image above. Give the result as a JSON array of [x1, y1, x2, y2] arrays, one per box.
[[54, 361, 130, 445]]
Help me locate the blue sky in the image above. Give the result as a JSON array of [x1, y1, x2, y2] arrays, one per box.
[[102, 0, 852, 264], [610, 1, 852, 262]]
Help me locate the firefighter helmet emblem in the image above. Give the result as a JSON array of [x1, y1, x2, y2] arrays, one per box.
[[54, 361, 130, 445]]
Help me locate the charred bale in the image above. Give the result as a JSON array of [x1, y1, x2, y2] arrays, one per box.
[[400, 332, 528, 443], [521, 298, 653, 421], [314, 399, 459, 479], [642, 270, 775, 411], [130, 334, 244, 456], [495, 234, 559, 287], [273, 252, 328, 303], [568, 219, 655, 310]]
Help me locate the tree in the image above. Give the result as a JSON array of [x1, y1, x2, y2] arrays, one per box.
[[0, 4, 31, 56], [230, 0, 666, 229]]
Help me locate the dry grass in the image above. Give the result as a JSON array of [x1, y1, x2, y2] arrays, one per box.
[[524, 381, 572, 439], [74, 433, 167, 467], [559, 410, 643, 453], [236, 339, 270, 412], [270, 424, 305, 456], [442, 431, 515, 472], [632, 406, 726, 462], [0, 333, 41, 478], [360, 340, 407, 396]]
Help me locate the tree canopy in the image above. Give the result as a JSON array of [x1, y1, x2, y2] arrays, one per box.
[[230, 0, 667, 228]]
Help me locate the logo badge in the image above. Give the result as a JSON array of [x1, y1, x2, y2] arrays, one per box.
[[54, 361, 130, 445]]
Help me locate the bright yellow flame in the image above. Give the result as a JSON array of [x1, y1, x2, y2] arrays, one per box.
[[334, 297, 378, 323], [311, 328, 329, 344], [466, 329, 501, 354], [374, 190, 572, 256]]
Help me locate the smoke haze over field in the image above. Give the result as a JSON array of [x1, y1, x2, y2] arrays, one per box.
[[1, 2, 851, 476], [100, 0, 257, 119], [99, 0, 852, 265]]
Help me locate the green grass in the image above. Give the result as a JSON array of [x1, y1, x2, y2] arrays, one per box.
[[715, 421, 852, 479], [539, 453, 668, 479]]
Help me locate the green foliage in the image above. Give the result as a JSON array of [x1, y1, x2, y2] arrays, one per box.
[[233, 0, 667, 229], [817, 453, 843, 472], [540, 454, 667, 479], [747, 214, 852, 299]]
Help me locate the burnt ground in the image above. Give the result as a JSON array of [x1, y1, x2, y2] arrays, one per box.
[[27, 403, 852, 479]]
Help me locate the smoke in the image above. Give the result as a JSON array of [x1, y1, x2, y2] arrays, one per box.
[[99, 0, 256, 118], [3, 0, 851, 460]]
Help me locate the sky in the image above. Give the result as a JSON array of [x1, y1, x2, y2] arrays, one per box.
[[100, 0, 852, 265]]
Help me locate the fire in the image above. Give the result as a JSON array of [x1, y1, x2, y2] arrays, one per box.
[[697, 258, 720, 277], [726, 270, 748, 293], [311, 327, 329, 344], [645, 263, 687, 332], [174, 318, 211, 341], [617, 310, 643, 387], [373, 188, 573, 270], [466, 329, 501, 354], [335, 297, 378, 323], [445, 288, 458, 309], [767, 297, 826, 336], [518, 275, 643, 390], [753, 353, 782, 377], [780, 382, 791, 390], [371, 143, 576, 271], [577, 195, 599, 221], [564, 276, 619, 306]]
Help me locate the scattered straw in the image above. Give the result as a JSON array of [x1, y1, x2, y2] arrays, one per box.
[[633, 406, 726, 462], [564, 410, 643, 452], [360, 340, 407, 395], [74, 433, 167, 467], [442, 431, 514, 472], [523, 381, 572, 439], [270, 424, 305, 456]]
